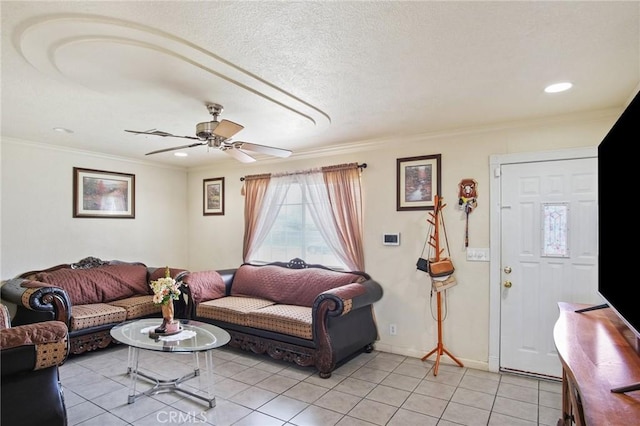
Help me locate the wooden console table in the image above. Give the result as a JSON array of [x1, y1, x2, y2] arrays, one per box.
[[554, 302, 640, 425]]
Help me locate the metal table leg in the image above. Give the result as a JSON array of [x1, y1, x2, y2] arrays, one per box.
[[126, 348, 215, 408]]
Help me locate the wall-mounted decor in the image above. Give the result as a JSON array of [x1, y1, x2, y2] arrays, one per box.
[[203, 177, 225, 216], [396, 154, 442, 211], [73, 167, 135, 218], [458, 178, 478, 247]]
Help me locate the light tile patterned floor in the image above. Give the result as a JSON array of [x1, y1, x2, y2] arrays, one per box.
[[59, 344, 562, 425]]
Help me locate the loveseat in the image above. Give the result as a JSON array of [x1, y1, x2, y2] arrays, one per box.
[[1, 304, 69, 426], [0, 257, 187, 355], [182, 258, 383, 378]]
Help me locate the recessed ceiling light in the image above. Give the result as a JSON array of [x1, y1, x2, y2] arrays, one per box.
[[544, 82, 573, 93], [174, 152, 188, 157], [53, 127, 74, 133]]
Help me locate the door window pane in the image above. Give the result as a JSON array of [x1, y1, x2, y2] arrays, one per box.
[[542, 203, 569, 257]]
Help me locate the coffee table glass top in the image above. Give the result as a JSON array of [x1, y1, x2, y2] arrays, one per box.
[[110, 318, 230, 352]]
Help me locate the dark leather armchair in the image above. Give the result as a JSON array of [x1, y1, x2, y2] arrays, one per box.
[[1, 303, 69, 426]]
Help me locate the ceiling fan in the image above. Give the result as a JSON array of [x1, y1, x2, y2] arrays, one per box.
[[125, 103, 292, 163]]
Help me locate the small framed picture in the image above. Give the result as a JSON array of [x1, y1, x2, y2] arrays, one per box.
[[203, 177, 225, 216], [73, 167, 135, 218], [397, 154, 442, 211]]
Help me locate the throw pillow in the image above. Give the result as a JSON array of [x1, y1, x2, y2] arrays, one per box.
[[182, 270, 226, 304]]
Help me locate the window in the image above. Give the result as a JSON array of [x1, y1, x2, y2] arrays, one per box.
[[242, 163, 365, 271], [249, 180, 347, 269]]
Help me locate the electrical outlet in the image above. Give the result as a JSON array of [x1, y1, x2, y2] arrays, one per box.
[[389, 324, 397, 335]]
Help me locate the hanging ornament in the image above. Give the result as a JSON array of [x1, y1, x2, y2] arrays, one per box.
[[458, 179, 478, 247]]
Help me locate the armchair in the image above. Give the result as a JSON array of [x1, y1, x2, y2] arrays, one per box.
[[1, 304, 69, 426]]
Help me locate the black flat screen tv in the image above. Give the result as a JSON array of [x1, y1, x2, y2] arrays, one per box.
[[590, 89, 640, 392]]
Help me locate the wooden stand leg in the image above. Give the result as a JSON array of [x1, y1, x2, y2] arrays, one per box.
[[558, 369, 572, 426], [421, 291, 464, 376]]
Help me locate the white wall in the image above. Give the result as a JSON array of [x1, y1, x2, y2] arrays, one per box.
[[0, 138, 189, 278], [0, 109, 618, 370]]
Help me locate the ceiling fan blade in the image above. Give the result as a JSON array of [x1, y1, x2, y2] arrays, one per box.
[[213, 119, 244, 139], [223, 146, 257, 163], [235, 142, 292, 158], [125, 129, 199, 140], [146, 142, 206, 155]]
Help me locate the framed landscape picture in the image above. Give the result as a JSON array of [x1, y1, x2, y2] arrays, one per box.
[[203, 177, 225, 215], [396, 154, 441, 211], [73, 167, 135, 218]]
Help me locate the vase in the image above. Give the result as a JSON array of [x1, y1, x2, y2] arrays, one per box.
[[155, 300, 180, 334]]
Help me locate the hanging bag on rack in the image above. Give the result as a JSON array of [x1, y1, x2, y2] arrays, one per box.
[[417, 248, 454, 276], [416, 209, 455, 276], [428, 258, 455, 277], [416, 257, 430, 272], [432, 272, 457, 292], [427, 200, 455, 278]]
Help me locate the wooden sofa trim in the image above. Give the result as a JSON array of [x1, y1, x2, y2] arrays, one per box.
[[227, 329, 317, 369]]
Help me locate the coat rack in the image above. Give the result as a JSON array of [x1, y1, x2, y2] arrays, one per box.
[[421, 195, 464, 375]]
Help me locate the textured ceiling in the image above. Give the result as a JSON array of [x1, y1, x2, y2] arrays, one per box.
[[2, 1, 639, 168]]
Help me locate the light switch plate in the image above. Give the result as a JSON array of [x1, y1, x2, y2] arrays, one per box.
[[467, 247, 490, 261]]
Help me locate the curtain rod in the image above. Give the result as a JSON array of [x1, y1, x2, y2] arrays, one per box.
[[240, 163, 367, 181]]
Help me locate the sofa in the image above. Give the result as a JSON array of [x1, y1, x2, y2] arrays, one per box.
[[182, 258, 383, 378], [1, 303, 69, 426], [0, 257, 188, 355], [0, 256, 384, 378]]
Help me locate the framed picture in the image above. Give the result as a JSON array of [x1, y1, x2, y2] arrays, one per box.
[[203, 177, 225, 215], [397, 154, 442, 211], [73, 167, 135, 218]]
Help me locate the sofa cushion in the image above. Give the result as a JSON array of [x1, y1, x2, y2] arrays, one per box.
[[245, 305, 313, 340], [35, 264, 149, 305], [108, 295, 161, 319], [183, 270, 226, 305], [231, 264, 364, 307], [70, 304, 127, 331], [196, 296, 275, 326]]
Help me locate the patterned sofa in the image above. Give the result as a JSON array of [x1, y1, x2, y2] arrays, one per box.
[[183, 258, 383, 378], [0, 257, 187, 355]]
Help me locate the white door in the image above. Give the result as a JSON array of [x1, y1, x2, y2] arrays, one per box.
[[499, 157, 600, 378]]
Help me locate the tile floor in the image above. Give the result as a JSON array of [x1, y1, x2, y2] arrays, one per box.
[[60, 344, 563, 426]]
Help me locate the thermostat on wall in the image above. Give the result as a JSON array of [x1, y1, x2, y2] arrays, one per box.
[[383, 233, 400, 246]]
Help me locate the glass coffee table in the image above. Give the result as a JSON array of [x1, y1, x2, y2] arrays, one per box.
[[110, 318, 230, 408]]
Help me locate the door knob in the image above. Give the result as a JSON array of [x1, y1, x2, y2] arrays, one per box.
[[503, 266, 512, 274], [503, 281, 512, 288]]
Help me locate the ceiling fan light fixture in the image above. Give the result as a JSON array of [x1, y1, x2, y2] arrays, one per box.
[[196, 120, 219, 140]]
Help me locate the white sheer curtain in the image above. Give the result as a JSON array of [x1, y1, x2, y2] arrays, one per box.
[[243, 173, 295, 262], [298, 171, 358, 270]]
